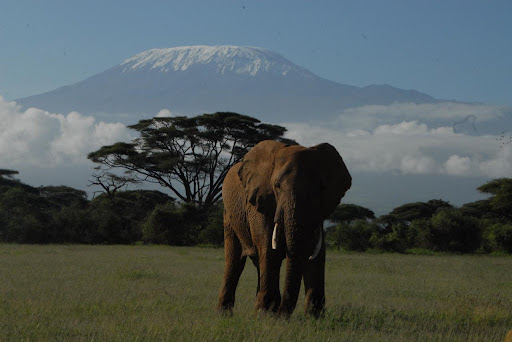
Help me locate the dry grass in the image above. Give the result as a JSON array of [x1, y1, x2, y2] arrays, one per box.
[[0, 244, 511, 341]]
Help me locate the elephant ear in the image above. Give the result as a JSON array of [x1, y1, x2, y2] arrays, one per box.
[[238, 140, 286, 210], [309, 143, 352, 219]]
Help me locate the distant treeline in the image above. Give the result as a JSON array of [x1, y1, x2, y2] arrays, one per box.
[[1, 169, 511, 254], [0, 170, 223, 246], [325, 178, 512, 254]]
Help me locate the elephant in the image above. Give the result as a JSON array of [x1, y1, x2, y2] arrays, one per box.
[[217, 140, 351, 317]]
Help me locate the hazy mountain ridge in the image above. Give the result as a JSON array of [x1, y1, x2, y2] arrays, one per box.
[[16, 45, 439, 124]]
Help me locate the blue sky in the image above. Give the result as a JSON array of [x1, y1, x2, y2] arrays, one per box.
[[1, 0, 511, 105]]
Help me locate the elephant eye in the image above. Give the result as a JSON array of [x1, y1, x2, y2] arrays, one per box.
[[275, 182, 281, 189]]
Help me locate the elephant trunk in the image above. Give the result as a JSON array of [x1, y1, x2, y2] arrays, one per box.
[[278, 256, 303, 316], [276, 196, 324, 316], [279, 200, 321, 260]]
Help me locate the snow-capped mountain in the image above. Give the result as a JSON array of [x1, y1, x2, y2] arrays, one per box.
[[121, 46, 316, 78], [16, 45, 438, 123]]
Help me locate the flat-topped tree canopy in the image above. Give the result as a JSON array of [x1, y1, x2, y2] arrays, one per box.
[[88, 112, 296, 210]]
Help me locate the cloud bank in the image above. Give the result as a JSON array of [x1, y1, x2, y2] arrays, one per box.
[[335, 102, 509, 132], [284, 118, 512, 178], [1, 94, 510, 187], [0, 96, 132, 167]]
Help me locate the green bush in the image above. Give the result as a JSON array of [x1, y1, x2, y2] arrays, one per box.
[[482, 222, 512, 253], [198, 203, 224, 246], [48, 206, 93, 243], [142, 203, 201, 246], [409, 218, 434, 250], [429, 209, 481, 253], [87, 202, 127, 243], [371, 222, 412, 253], [330, 220, 376, 251], [0, 187, 51, 243], [87, 190, 173, 244]]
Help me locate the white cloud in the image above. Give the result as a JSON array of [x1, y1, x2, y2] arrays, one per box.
[[401, 155, 439, 174], [342, 102, 505, 121], [0, 96, 133, 167], [479, 146, 512, 178], [336, 102, 509, 131], [93, 121, 131, 146], [155, 108, 175, 118], [346, 129, 370, 137], [373, 121, 429, 135], [284, 120, 512, 178], [443, 155, 473, 176]]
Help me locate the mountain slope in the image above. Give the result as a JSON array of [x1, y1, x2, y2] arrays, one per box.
[[17, 45, 438, 123]]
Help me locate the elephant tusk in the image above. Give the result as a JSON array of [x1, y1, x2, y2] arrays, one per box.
[[309, 229, 323, 260], [272, 223, 278, 250]]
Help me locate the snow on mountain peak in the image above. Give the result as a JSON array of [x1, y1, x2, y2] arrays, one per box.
[[121, 45, 315, 77]]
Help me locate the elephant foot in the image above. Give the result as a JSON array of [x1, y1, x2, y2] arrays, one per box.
[[277, 300, 296, 318], [276, 307, 292, 319], [217, 304, 234, 316], [217, 293, 235, 316], [305, 305, 325, 318], [255, 291, 281, 313], [305, 293, 325, 318]]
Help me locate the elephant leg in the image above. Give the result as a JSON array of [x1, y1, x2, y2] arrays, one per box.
[[278, 257, 303, 317], [217, 228, 247, 314], [255, 249, 282, 312], [303, 241, 326, 317]]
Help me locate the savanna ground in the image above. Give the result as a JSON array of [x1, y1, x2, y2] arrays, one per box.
[[0, 245, 511, 341]]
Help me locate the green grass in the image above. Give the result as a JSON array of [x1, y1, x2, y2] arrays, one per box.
[[0, 245, 511, 341]]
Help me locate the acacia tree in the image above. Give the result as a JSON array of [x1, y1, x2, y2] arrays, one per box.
[[378, 199, 453, 227], [328, 204, 375, 224], [0, 169, 19, 179], [87, 112, 295, 211], [477, 178, 512, 220]]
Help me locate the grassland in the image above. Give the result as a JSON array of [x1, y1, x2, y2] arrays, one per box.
[[0, 244, 511, 341]]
